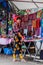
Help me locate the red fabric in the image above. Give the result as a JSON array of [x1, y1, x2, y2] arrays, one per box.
[[13, 16, 20, 22], [24, 15, 28, 22], [14, 16, 17, 22], [28, 26, 32, 31], [36, 18, 40, 28]]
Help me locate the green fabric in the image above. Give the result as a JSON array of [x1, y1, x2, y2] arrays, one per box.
[[8, 20, 13, 25], [17, 10, 25, 15], [21, 45, 26, 49]]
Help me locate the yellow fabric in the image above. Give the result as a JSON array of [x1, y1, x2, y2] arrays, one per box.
[[13, 54, 23, 59], [19, 54, 23, 59], [13, 54, 16, 59], [37, 10, 42, 18]]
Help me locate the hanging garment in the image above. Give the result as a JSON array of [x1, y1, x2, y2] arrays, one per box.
[[41, 19, 43, 28], [0, 0, 4, 2], [41, 19, 43, 37], [41, 27, 43, 37], [36, 18, 40, 28], [29, 14, 33, 20], [32, 19, 36, 28], [35, 28, 40, 36], [37, 10, 42, 18], [41, 13, 43, 18], [32, 13, 36, 19], [0, 0, 10, 12]]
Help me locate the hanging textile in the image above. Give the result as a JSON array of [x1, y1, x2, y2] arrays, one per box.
[[28, 25, 32, 31], [18, 10, 25, 15], [28, 20, 32, 26], [37, 10, 42, 18], [41, 13, 43, 18], [32, 19, 36, 28], [41, 19, 43, 37], [24, 15, 28, 22], [32, 13, 36, 19], [0, 0, 10, 12], [36, 18, 40, 28], [35, 28, 40, 36], [41, 27, 43, 37], [35, 18, 40, 36], [0, 0, 4, 2], [29, 14, 33, 20], [41, 19, 43, 28]]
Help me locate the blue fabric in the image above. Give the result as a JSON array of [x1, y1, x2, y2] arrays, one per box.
[[41, 27, 43, 37], [0, 0, 6, 7], [41, 27, 43, 32], [0, 0, 4, 2], [0, 0, 10, 12], [2, 1, 10, 12], [2, 1, 7, 8], [41, 19, 43, 37], [15, 50, 20, 55], [41, 19, 43, 27], [3, 48, 13, 55]]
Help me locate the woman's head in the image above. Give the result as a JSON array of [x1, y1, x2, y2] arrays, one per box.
[[16, 17, 22, 24]]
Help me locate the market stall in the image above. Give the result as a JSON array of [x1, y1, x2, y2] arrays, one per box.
[[9, 0, 43, 60], [0, 0, 43, 61]]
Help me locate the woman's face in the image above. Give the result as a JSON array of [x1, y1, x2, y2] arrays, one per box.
[[16, 19, 21, 24]]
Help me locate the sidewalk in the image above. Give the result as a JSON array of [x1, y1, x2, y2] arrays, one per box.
[[0, 54, 43, 65]]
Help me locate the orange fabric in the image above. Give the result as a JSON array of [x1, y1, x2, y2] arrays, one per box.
[[32, 20, 36, 28]]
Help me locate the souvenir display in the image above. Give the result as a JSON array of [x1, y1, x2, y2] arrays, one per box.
[[28, 14, 33, 20], [41, 19, 43, 37], [17, 10, 25, 15], [32, 13, 36, 19], [32, 20, 36, 28], [41, 13, 43, 18], [37, 10, 42, 18], [1, 20, 7, 34], [0, 1, 43, 62], [36, 18, 40, 28]]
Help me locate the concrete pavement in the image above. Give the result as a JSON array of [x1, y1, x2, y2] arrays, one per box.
[[0, 54, 43, 65]]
